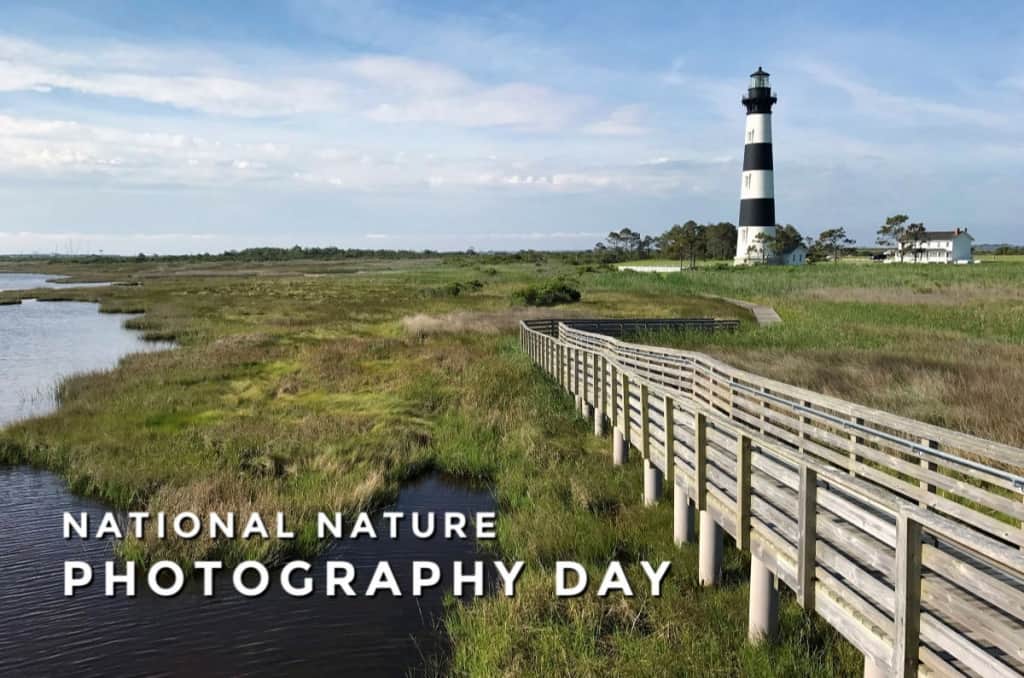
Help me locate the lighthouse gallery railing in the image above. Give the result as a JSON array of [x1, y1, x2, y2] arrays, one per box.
[[520, 318, 1024, 677]]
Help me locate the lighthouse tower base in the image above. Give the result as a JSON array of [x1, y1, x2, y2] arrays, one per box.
[[734, 225, 776, 265]]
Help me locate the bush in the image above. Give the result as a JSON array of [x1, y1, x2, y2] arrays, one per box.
[[431, 279, 485, 297], [512, 281, 582, 306]]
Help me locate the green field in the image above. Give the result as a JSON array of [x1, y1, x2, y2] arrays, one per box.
[[2, 255, 1022, 675]]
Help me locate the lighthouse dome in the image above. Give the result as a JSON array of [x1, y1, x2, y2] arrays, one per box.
[[749, 67, 770, 89]]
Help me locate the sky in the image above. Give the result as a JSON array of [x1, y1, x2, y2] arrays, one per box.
[[0, 1, 1021, 255]]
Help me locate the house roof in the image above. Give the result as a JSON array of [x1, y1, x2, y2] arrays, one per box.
[[919, 230, 974, 241]]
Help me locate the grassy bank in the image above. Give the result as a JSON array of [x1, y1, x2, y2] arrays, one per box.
[[6, 255, 1020, 675]]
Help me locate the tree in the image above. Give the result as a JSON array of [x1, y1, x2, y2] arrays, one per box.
[[750, 232, 771, 264], [877, 214, 909, 262], [703, 222, 738, 260], [659, 221, 705, 270], [767, 224, 804, 259], [815, 227, 855, 264], [637, 235, 657, 260], [605, 228, 645, 258], [806, 237, 829, 263], [902, 222, 927, 262]]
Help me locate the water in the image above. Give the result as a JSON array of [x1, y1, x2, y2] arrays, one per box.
[[0, 272, 111, 292], [0, 274, 495, 677], [0, 298, 166, 425]]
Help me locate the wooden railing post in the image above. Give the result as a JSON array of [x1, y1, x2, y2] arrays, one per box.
[[593, 353, 605, 437], [736, 434, 752, 550], [920, 438, 937, 502], [621, 373, 631, 445], [582, 349, 589, 405], [797, 464, 818, 610], [639, 383, 650, 460], [571, 347, 578, 397], [894, 511, 923, 678], [663, 396, 675, 489], [850, 416, 864, 477]]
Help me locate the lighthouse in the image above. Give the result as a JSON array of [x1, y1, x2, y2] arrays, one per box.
[[735, 67, 778, 265]]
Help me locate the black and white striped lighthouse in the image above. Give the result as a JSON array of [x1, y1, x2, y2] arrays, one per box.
[[735, 67, 778, 265]]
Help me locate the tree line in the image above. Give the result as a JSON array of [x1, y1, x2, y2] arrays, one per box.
[[592, 213, 966, 267], [593, 222, 857, 267]]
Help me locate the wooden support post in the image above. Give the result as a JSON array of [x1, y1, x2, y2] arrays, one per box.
[[797, 465, 818, 610], [698, 510, 722, 587], [694, 411, 707, 511], [919, 438, 937, 502], [748, 555, 779, 642], [893, 512, 923, 678], [674, 486, 696, 545], [736, 434, 752, 551], [613, 428, 627, 466], [863, 658, 888, 678], [643, 458, 663, 506]]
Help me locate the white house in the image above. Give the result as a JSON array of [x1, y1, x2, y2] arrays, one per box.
[[895, 228, 974, 264], [780, 245, 807, 265]]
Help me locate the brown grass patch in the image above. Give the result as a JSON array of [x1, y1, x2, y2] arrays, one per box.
[[400, 308, 584, 337], [713, 343, 1024, 446], [801, 284, 1024, 306]]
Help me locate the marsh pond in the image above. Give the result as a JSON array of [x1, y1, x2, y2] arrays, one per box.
[[0, 273, 494, 677]]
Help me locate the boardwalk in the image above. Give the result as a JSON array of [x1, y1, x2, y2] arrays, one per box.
[[520, 318, 1024, 678]]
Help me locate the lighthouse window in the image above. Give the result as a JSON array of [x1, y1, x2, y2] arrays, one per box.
[[745, 174, 751, 188], [747, 129, 754, 142]]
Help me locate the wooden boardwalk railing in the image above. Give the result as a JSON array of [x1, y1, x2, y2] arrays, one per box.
[[520, 318, 1024, 678]]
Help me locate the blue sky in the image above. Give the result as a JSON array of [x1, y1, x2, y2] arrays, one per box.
[[0, 1, 1021, 254]]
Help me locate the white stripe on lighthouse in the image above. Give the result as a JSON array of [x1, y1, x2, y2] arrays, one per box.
[[743, 114, 772, 144], [740, 170, 774, 200]]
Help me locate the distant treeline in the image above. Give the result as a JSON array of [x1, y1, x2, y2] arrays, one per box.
[[3, 236, 1019, 267], [976, 244, 1024, 255], [0, 247, 443, 264]]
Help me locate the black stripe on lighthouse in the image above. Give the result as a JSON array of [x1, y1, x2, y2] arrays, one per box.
[[742, 143, 773, 171], [739, 198, 775, 227]]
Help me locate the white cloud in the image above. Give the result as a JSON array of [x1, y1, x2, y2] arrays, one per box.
[[0, 35, 581, 129], [0, 38, 344, 117], [798, 60, 1008, 129], [584, 105, 648, 136]]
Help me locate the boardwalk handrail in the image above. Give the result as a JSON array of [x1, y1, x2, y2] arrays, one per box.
[[519, 318, 1024, 677]]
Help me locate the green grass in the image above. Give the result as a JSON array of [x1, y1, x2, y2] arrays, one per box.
[[4, 254, 1023, 675]]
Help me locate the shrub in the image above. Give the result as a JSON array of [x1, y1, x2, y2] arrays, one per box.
[[512, 281, 582, 306], [431, 279, 486, 297]]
